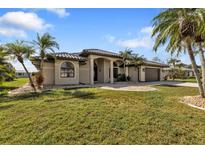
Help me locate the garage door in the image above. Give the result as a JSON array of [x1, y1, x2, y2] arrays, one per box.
[[145, 68, 160, 81], [128, 67, 138, 82]]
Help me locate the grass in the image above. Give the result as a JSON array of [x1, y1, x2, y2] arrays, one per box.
[[0, 84, 205, 144], [0, 78, 28, 95], [168, 77, 197, 83]]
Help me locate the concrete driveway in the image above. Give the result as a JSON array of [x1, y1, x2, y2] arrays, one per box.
[[97, 81, 198, 92]]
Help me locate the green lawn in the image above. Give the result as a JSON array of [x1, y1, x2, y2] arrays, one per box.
[[0, 84, 205, 144], [0, 78, 28, 95], [168, 78, 197, 83]]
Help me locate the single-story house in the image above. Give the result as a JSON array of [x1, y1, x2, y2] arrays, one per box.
[[31, 49, 169, 86], [163, 63, 195, 78], [15, 70, 33, 78]]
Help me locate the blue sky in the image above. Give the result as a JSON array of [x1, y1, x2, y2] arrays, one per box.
[[0, 8, 196, 71]]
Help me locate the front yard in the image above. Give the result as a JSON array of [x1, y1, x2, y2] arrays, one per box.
[[0, 78, 28, 95], [168, 77, 197, 83], [1, 82, 205, 144]]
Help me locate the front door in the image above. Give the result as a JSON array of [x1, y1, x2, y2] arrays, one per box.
[[94, 63, 98, 81]]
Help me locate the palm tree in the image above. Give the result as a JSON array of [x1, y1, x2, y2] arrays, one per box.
[[119, 48, 132, 81], [32, 33, 59, 87], [152, 8, 205, 98], [194, 14, 205, 93], [0, 46, 10, 83], [167, 58, 181, 80], [5, 40, 37, 92], [132, 53, 145, 66]]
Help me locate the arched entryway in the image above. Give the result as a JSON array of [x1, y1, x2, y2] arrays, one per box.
[[89, 57, 124, 84]]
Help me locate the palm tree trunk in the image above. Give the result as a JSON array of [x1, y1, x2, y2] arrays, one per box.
[[39, 58, 44, 88], [123, 60, 127, 81], [187, 42, 205, 98], [21, 62, 37, 92], [198, 43, 205, 93], [173, 64, 175, 80]]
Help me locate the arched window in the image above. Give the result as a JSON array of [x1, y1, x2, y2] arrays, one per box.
[[60, 62, 75, 78]]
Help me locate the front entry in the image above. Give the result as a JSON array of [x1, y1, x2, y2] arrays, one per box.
[[94, 62, 98, 81]]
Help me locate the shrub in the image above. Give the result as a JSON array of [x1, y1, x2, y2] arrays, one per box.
[[35, 72, 44, 89], [127, 76, 131, 81], [117, 74, 131, 81]]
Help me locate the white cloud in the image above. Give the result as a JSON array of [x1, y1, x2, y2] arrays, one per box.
[[104, 34, 116, 43], [46, 9, 70, 18], [117, 36, 153, 48], [0, 27, 27, 38], [104, 26, 154, 49], [140, 26, 153, 34], [0, 11, 51, 31]]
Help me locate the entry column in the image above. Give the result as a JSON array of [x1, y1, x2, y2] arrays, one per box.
[[110, 60, 114, 83], [90, 58, 94, 85]]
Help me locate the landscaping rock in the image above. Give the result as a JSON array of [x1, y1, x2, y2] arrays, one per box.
[[181, 95, 205, 110]]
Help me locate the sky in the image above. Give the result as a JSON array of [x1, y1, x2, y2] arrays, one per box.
[[0, 8, 197, 71]]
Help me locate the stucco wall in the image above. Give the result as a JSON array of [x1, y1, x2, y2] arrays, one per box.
[[104, 59, 110, 83], [79, 61, 90, 84], [43, 62, 55, 85], [128, 67, 139, 82], [96, 59, 104, 82], [54, 60, 79, 85]]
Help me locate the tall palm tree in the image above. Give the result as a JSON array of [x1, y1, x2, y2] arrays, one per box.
[[5, 40, 37, 92], [152, 8, 205, 98], [119, 48, 132, 81], [167, 58, 181, 80], [194, 8, 205, 92], [32, 33, 59, 87], [132, 53, 144, 66]]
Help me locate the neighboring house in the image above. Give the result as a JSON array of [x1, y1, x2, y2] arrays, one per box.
[[15, 70, 35, 78], [31, 49, 169, 86], [163, 63, 195, 78], [15, 70, 30, 78]]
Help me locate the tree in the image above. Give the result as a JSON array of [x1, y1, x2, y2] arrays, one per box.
[[32, 33, 59, 88], [132, 53, 145, 66], [0, 46, 10, 83], [119, 48, 132, 81], [167, 58, 181, 80], [0, 45, 16, 83], [5, 40, 37, 92], [186, 9, 205, 93], [152, 8, 205, 98]]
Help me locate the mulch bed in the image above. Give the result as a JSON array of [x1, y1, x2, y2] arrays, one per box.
[[181, 95, 205, 110]]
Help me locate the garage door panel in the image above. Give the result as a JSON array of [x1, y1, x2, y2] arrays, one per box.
[[145, 68, 160, 81]]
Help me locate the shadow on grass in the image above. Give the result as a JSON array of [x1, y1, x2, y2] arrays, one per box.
[[63, 90, 97, 99], [0, 104, 14, 110], [0, 88, 97, 104], [0, 86, 18, 91], [155, 84, 180, 87], [0, 90, 54, 103]]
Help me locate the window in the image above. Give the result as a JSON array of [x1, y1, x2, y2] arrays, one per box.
[[60, 62, 75, 78]]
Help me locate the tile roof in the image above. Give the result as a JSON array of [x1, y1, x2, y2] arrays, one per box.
[[80, 49, 122, 58], [142, 60, 169, 67], [53, 52, 86, 61], [31, 49, 168, 67], [32, 52, 86, 61]]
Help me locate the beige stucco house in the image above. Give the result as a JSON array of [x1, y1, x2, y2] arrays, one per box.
[[32, 49, 169, 86]]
